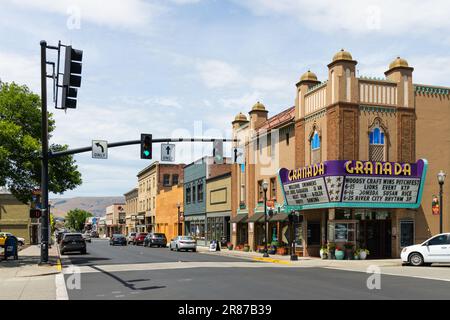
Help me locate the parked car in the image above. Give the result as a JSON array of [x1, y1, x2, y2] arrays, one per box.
[[59, 233, 87, 254], [144, 233, 167, 247], [401, 233, 450, 266], [133, 232, 148, 245], [82, 232, 92, 243], [169, 236, 196, 252], [109, 234, 127, 246], [126, 232, 136, 244], [0, 232, 25, 247], [90, 230, 99, 238]]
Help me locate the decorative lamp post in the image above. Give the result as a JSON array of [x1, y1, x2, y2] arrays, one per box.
[[437, 170, 446, 234], [177, 202, 182, 236], [262, 180, 269, 258]]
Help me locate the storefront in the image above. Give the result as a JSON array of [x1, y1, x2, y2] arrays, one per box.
[[279, 159, 427, 258], [184, 215, 206, 245], [230, 213, 247, 247]]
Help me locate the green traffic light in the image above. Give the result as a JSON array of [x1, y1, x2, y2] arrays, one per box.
[[144, 150, 150, 156]]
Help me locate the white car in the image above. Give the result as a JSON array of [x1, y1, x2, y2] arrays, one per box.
[[169, 236, 197, 252], [401, 233, 450, 266]]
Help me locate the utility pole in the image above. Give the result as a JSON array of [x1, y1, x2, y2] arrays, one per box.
[[40, 40, 49, 264]]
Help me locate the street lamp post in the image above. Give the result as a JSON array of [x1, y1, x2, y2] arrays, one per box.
[[437, 170, 446, 234], [262, 181, 269, 258], [289, 211, 298, 261], [177, 202, 182, 236]]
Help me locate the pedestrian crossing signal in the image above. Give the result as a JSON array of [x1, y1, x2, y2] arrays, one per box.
[[140, 134, 152, 159]]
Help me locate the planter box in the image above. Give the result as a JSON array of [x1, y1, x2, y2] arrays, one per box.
[[276, 247, 288, 255]]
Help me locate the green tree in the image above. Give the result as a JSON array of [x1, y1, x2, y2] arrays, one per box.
[[0, 82, 82, 203], [65, 208, 92, 232]]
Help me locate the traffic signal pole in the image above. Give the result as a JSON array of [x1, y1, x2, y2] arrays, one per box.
[[40, 40, 50, 264], [49, 138, 238, 159]]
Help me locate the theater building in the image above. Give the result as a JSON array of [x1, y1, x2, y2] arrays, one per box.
[[231, 49, 449, 258]]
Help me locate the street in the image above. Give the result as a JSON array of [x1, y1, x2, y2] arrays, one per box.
[[60, 239, 450, 300]]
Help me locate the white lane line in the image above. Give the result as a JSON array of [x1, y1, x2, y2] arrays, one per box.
[[62, 261, 293, 274], [55, 272, 69, 300], [324, 266, 450, 283]]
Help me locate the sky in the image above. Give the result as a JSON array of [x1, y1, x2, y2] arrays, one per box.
[[1, 0, 449, 198]]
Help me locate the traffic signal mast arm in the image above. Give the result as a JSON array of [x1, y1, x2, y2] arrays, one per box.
[[49, 137, 239, 158]]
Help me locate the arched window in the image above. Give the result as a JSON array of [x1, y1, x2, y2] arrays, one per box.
[[369, 123, 386, 161], [310, 130, 321, 163], [311, 131, 320, 150]]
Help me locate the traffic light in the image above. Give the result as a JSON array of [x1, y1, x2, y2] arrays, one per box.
[[213, 139, 223, 164], [61, 45, 83, 109], [30, 209, 42, 219], [140, 134, 152, 159]]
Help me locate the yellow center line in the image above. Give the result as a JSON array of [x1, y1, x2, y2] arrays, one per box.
[[253, 257, 291, 265]]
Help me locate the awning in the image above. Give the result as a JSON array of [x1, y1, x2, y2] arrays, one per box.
[[230, 213, 247, 223], [269, 213, 289, 222], [247, 213, 265, 222]]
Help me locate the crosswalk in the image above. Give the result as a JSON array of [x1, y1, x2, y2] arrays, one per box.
[[61, 261, 297, 275]]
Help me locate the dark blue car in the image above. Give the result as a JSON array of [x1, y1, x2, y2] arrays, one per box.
[[109, 234, 127, 246]]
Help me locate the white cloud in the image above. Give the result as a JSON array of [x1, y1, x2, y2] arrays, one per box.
[[169, 0, 202, 4], [236, 0, 450, 36], [219, 91, 262, 110], [6, 0, 162, 29], [196, 59, 244, 88], [0, 52, 40, 92]]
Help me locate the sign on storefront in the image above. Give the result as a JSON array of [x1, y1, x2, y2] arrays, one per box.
[[279, 159, 428, 210]]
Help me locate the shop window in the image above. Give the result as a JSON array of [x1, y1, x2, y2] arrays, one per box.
[[172, 174, 179, 185], [369, 124, 386, 162], [307, 222, 321, 245], [163, 174, 171, 186], [186, 186, 191, 204], [328, 221, 356, 243], [257, 180, 264, 202], [197, 182, 204, 202], [310, 130, 321, 164], [270, 177, 277, 200], [400, 220, 414, 248], [294, 222, 303, 246]]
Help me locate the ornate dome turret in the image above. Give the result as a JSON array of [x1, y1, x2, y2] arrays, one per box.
[[389, 56, 409, 70], [332, 49, 353, 62], [300, 70, 318, 82], [251, 101, 266, 112]]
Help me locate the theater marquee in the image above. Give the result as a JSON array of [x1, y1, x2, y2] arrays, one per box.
[[279, 159, 428, 210]]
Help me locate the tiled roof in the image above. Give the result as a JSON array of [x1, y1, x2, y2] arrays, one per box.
[[256, 106, 295, 132]]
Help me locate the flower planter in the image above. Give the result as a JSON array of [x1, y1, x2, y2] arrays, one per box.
[[227, 245, 233, 250], [359, 251, 367, 260], [345, 249, 354, 260], [276, 247, 288, 255], [335, 250, 345, 260]]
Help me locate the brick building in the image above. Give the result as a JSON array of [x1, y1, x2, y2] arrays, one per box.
[[231, 49, 449, 258], [156, 185, 184, 241]]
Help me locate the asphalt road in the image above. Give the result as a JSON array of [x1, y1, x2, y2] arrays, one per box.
[[62, 239, 450, 300]]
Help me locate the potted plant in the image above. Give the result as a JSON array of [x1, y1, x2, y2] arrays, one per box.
[[227, 242, 234, 250], [327, 242, 336, 259], [353, 248, 360, 260], [344, 242, 354, 260], [334, 246, 345, 260], [268, 243, 277, 255], [276, 245, 288, 255], [320, 245, 329, 259], [359, 248, 369, 260], [243, 244, 250, 252]]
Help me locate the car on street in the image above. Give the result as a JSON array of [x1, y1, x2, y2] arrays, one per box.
[[144, 233, 167, 247], [126, 232, 136, 244], [0, 232, 25, 247], [169, 236, 196, 252], [110, 234, 127, 246], [90, 230, 99, 238], [133, 232, 148, 245], [82, 232, 92, 243], [59, 233, 87, 255], [401, 233, 450, 266]]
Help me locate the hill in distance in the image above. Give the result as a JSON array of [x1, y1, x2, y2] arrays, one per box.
[[50, 196, 125, 218]]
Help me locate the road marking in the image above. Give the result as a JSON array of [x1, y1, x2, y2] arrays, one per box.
[[253, 257, 291, 265], [324, 266, 450, 283], [55, 273, 69, 300], [62, 261, 293, 274]]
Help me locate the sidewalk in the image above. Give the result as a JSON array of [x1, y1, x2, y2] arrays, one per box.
[[197, 246, 450, 282], [0, 244, 61, 299]]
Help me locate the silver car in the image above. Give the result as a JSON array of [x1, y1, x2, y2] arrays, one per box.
[[126, 232, 136, 245], [169, 236, 197, 252], [82, 232, 92, 243]]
